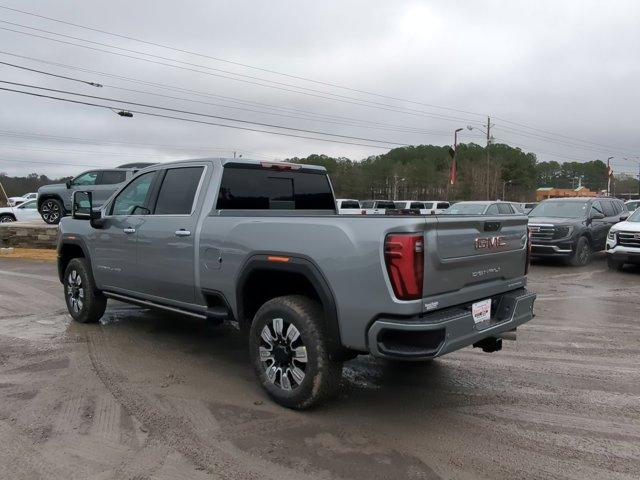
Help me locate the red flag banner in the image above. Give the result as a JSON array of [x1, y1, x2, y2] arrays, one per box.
[[449, 157, 457, 185]]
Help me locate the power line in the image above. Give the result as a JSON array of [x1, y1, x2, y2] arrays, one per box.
[[0, 50, 458, 136], [0, 86, 398, 149], [0, 60, 102, 87], [0, 3, 488, 118], [0, 80, 408, 146], [2, 5, 637, 157], [0, 129, 281, 159], [0, 22, 483, 125]]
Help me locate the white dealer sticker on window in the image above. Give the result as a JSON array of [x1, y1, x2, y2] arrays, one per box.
[[472, 299, 491, 324]]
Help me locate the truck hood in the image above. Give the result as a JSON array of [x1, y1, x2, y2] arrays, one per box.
[[611, 220, 640, 233], [38, 183, 66, 194], [527, 216, 583, 226]]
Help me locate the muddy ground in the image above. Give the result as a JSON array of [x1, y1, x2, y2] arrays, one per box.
[[0, 254, 639, 479]]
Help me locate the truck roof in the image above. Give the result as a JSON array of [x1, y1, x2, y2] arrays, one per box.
[[138, 157, 327, 173]]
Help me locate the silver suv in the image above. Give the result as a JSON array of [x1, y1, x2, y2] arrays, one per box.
[[37, 163, 155, 224]]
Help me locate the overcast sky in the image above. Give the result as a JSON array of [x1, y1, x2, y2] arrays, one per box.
[[0, 0, 639, 179]]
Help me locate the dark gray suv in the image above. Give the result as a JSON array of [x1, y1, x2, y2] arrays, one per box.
[[528, 197, 629, 266], [37, 163, 155, 224]]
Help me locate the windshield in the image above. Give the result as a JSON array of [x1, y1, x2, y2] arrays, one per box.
[[628, 208, 640, 222], [529, 200, 589, 218], [443, 203, 487, 214]]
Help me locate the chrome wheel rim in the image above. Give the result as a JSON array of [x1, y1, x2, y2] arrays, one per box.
[[259, 318, 308, 391], [41, 200, 60, 223], [579, 243, 590, 264], [66, 269, 84, 313]]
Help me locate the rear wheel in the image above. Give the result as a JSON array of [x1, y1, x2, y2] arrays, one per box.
[[567, 236, 591, 266], [249, 295, 342, 409], [64, 258, 107, 323], [0, 213, 15, 223], [40, 198, 64, 224], [607, 256, 625, 271]]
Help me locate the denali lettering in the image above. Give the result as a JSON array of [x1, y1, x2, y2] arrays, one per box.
[[475, 236, 507, 250]]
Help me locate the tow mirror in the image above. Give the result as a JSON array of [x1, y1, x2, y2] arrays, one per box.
[[65, 180, 72, 189], [72, 191, 100, 221], [620, 213, 629, 221]]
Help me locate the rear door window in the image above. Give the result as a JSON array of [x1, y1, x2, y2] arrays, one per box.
[[498, 203, 514, 214], [98, 170, 126, 185], [154, 166, 204, 215], [437, 202, 450, 209], [410, 202, 425, 209], [485, 204, 499, 215], [216, 166, 334, 210]]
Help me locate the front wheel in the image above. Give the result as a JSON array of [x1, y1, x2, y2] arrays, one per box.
[[40, 198, 64, 224], [64, 258, 107, 323], [0, 213, 15, 223], [567, 236, 591, 266], [249, 295, 342, 409]]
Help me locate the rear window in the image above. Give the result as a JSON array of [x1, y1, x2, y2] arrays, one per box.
[[436, 202, 449, 209], [410, 202, 425, 209], [375, 201, 396, 209], [216, 166, 334, 210], [98, 170, 126, 185], [497, 203, 514, 214], [340, 200, 360, 209]]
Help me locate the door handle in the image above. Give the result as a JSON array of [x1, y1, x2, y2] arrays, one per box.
[[123, 228, 136, 234], [175, 229, 191, 237]]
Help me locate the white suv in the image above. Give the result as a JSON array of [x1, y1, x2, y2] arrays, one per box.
[[606, 207, 640, 270]]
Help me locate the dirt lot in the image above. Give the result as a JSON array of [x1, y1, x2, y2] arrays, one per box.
[[0, 255, 639, 479]]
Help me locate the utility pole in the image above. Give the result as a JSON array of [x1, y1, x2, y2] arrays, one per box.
[[486, 116, 492, 200]]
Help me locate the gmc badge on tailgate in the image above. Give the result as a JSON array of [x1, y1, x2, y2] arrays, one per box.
[[475, 236, 507, 250]]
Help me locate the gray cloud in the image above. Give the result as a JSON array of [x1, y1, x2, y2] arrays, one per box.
[[0, 0, 638, 179]]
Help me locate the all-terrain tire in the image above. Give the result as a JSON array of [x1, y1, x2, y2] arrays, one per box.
[[249, 295, 342, 409], [40, 197, 65, 224], [607, 256, 625, 271], [567, 236, 591, 266], [64, 258, 107, 323]]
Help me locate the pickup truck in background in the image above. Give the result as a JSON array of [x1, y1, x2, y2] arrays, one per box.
[[57, 158, 536, 409]]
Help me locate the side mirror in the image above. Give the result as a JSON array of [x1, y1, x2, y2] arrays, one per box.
[[72, 191, 100, 221], [66, 180, 72, 189], [131, 205, 150, 215], [590, 211, 605, 220], [620, 213, 629, 221]]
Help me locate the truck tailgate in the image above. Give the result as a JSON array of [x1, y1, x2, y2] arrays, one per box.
[[423, 215, 528, 299]]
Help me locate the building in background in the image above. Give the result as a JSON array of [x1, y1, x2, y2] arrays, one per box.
[[536, 186, 598, 201]]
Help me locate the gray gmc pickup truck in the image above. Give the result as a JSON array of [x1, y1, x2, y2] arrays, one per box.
[[57, 158, 536, 408]]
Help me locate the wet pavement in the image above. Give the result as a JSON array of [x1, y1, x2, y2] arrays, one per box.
[[0, 254, 639, 479]]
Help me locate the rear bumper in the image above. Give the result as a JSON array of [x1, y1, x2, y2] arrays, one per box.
[[367, 288, 536, 360]]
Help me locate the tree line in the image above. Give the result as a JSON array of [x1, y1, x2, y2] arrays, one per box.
[[1, 144, 632, 206]]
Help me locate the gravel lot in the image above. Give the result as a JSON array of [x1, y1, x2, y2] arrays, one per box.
[[0, 254, 639, 479]]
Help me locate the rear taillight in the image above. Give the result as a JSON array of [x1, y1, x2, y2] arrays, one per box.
[[384, 233, 424, 300]]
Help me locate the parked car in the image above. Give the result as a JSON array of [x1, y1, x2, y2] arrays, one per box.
[[424, 201, 451, 214], [442, 201, 522, 215], [360, 199, 396, 214], [606, 206, 640, 270], [336, 198, 362, 214], [392, 200, 431, 215], [37, 166, 147, 224], [528, 197, 628, 266], [0, 199, 42, 222], [7, 192, 37, 207], [58, 158, 536, 409], [624, 200, 640, 212]]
